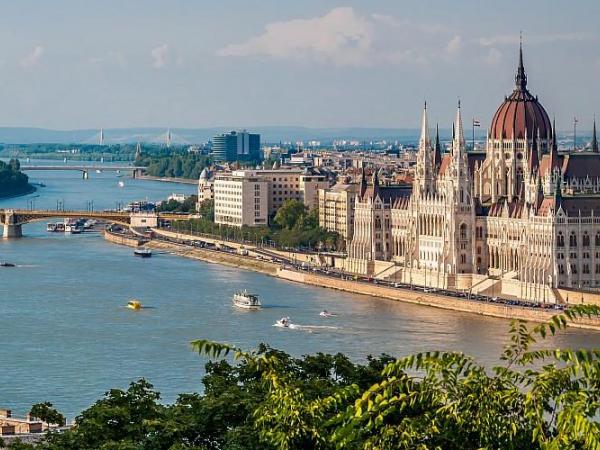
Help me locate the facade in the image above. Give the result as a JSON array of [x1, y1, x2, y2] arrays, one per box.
[[213, 171, 269, 227], [346, 43, 600, 302], [213, 168, 331, 227], [212, 131, 260, 162], [318, 183, 358, 241]]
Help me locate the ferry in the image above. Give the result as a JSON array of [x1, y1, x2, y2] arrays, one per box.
[[127, 300, 142, 310], [134, 248, 152, 258], [46, 223, 57, 232], [232, 290, 261, 310], [64, 219, 82, 234]]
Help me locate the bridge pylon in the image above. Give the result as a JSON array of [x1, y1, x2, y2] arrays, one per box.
[[2, 210, 22, 238]]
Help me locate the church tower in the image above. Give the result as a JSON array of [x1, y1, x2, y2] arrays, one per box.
[[414, 102, 435, 197]]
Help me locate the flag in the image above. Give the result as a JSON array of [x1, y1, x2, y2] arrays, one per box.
[[472, 119, 481, 127]]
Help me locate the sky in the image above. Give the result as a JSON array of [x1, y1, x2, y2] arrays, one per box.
[[0, 0, 598, 131]]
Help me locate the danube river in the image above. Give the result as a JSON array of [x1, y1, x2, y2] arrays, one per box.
[[1, 164, 600, 418]]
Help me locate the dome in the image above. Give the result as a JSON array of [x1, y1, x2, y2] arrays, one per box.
[[489, 44, 551, 141]]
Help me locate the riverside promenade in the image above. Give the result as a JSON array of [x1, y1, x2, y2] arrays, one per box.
[[104, 227, 600, 331]]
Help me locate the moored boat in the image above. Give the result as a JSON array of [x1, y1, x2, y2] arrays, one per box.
[[232, 290, 261, 309], [134, 248, 152, 258]]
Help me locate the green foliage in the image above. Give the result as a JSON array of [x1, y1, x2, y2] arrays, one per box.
[[274, 199, 307, 229], [171, 200, 343, 251], [136, 150, 210, 179], [0, 159, 30, 197], [156, 195, 198, 213], [29, 402, 65, 426], [197, 199, 214, 221], [26, 306, 600, 449]]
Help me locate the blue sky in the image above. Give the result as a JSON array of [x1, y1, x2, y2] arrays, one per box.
[[0, 0, 598, 131]]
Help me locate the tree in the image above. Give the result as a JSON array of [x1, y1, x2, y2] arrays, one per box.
[[274, 200, 307, 230], [29, 402, 65, 427]]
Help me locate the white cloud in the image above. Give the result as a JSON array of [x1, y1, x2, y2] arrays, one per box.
[[218, 7, 371, 66], [217, 7, 455, 67], [151, 44, 168, 68], [445, 35, 462, 58], [484, 47, 502, 66], [20, 45, 44, 68]]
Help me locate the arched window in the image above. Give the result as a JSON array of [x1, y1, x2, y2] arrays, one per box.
[[595, 232, 600, 246], [557, 232, 564, 247], [569, 232, 577, 247], [460, 224, 467, 240], [583, 232, 590, 247]]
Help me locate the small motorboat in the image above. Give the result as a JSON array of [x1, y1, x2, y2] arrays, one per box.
[[319, 310, 335, 318], [232, 290, 261, 310], [127, 300, 142, 310], [274, 317, 290, 328], [96, 169, 102, 174], [118, 181, 125, 188], [134, 248, 152, 258], [0, 262, 15, 267]]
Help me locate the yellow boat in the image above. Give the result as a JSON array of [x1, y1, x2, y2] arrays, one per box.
[[127, 300, 142, 310]]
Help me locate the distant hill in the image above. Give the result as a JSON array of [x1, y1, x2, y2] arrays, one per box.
[[0, 126, 582, 146], [0, 126, 429, 145]]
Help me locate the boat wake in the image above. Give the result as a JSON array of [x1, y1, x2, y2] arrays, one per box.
[[273, 322, 340, 332]]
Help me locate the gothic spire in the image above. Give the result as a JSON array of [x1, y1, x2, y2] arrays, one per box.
[[593, 115, 599, 153], [549, 117, 560, 173], [453, 100, 465, 150], [515, 33, 527, 91], [434, 122, 442, 167], [554, 175, 563, 209], [419, 101, 431, 150]]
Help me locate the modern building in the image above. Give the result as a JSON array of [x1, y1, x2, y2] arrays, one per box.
[[212, 131, 260, 162], [213, 171, 269, 227], [213, 168, 331, 227], [345, 43, 600, 302], [318, 183, 358, 242]]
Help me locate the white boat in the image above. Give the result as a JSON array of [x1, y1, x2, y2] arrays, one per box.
[[319, 310, 335, 317], [64, 219, 82, 234], [96, 169, 102, 174], [274, 317, 290, 328], [134, 248, 152, 258], [46, 223, 57, 232], [118, 181, 125, 188], [233, 290, 261, 310]]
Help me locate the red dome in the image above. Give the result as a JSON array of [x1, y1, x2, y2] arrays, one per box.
[[489, 45, 551, 141]]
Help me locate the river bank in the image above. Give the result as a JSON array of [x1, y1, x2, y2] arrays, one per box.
[[0, 184, 36, 200], [103, 231, 600, 331], [135, 174, 198, 185]]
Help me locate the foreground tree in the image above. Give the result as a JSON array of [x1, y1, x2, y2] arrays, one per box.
[[29, 402, 65, 427], [14, 305, 600, 449]]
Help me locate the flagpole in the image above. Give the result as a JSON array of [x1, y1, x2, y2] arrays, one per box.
[[472, 117, 475, 151]]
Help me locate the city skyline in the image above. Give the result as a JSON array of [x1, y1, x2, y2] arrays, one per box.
[[0, 0, 599, 130]]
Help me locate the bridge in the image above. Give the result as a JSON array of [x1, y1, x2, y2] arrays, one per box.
[[20, 165, 147, 179], [0, 209, 190, 238]]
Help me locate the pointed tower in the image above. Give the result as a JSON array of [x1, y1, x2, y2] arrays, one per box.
[[99, 128, 104, 146], [434, 123, 442, 168], [415, 102, 434, 196], [592, 116, 599, 153], [515, 33, 527, 92], [452, 100, 468, 178]]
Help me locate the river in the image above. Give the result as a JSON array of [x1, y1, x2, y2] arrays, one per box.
[[1, 162, 600, 419]]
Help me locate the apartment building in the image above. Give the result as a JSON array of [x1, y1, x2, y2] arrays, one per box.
[[213, 171, 269, 227], [318, 183, 358, 242]]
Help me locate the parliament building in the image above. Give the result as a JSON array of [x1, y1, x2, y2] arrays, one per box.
[[346, 44, 600, 302]]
